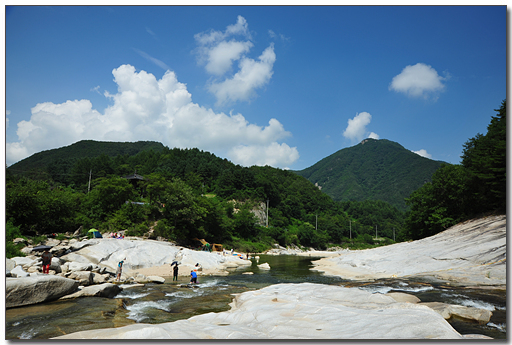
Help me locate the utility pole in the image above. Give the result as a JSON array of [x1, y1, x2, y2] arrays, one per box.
[[349, 220, 352, 239], [393, 227, 395, 242], [375, 225, 378, 239], [87, 169, 92, 194], [316, 214, 318, 231]]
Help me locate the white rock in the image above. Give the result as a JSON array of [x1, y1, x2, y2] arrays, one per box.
[[11, 265, 29, 278], [311, 215, 506, 287], [53, 283, 464, 340], [11, 256, 38, 267], [7, 275, 79, 308], [147, 276, 165, 284], [59, 283, 121, 300], [257, 263, 271, 270]]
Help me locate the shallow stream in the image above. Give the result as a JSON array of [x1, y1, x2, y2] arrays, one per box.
[[5, 255, 506, 339]]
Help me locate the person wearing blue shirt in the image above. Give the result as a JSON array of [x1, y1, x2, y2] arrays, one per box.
[[190, 270, 197, 284]]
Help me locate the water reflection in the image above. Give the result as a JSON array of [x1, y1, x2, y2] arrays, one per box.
[[5, 254, 506, 339]]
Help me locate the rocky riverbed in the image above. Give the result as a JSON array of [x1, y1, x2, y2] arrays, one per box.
[[6, 215, 506, 339], [6, 238, 251, 308]]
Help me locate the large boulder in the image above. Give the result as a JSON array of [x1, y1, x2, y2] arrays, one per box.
[[59, 283, 121, 300], [6, 275, 79, 308], [53, 283, 465, 339]]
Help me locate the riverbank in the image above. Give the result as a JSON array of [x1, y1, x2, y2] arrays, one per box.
[[310, 215, 506, 288]]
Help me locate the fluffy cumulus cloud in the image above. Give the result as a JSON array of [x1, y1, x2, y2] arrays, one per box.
[[389, 63, 447, 99], [412, 149, 432, 159], [195, 16, 276, 106], [343, 112, 378, 142], [6, 64, 298, 168]]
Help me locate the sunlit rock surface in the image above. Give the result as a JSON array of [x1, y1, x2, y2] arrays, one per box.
[[6, 275, 79, 308], [311, 215, 506, 287], [54, 283, 464, 340]]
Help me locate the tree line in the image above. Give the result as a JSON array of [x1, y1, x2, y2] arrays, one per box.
[[405, 100, 506, 239], [6, 149, 406, 253]]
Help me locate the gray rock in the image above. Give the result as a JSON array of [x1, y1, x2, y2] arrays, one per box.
[[49, 258, 62, 273], [421, 302, 493, 323], [11, 256, 38, 267], [50, 245, 71, 257], [45, 238, 61, 247], [11, 265, 29, 278], [21, 246, 33, 255], [6, 258, 16, 271], [386, 292, 421, 304], [67, 271, 94, 286], [92, 272, 108, 284], [6, 275, 79, 308], [13, 238, 27, 245], [67, 262, 93, 272], [147, 275, 165, 284], [59, 283, 121, 300]]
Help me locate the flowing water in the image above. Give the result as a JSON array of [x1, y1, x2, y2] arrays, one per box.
[[5, 255, 506, 339]]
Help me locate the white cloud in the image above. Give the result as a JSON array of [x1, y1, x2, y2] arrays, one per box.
[[6, 110, 10, 129], [228, 142, 299, 168], [208, 44, 276, 106], [412, 149, 432, 159], [194, 16, 275, 106], [343, 112, 378, 142], [368, 132, 380, 139], [6, 64, 298, 169], [389, 63, 446, 99], [204, 40, 253, 76]]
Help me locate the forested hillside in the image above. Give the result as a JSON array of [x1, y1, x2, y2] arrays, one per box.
[[295, 139, 445, 211], [7, 140, 165, 179], [6, 144, 406, 254]]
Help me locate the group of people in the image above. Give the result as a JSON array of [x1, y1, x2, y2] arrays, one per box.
[[109, 232, 125, 239], [171, 262, 202, 284]]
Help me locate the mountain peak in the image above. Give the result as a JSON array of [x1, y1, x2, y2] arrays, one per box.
[[295, 139, 445, 210]]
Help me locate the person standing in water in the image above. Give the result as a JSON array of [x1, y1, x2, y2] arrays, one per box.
[[190, 270, 197, 284], [173, 263, 179, 281]]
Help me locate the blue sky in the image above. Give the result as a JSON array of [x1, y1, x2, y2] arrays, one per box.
[[5, 5, 507, 170]]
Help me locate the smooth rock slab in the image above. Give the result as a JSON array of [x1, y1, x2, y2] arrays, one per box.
[[60, 283, 121, 300], [6, 275, 79, 308], [54, 283, 464, 340], [420, 302, 493, 323]]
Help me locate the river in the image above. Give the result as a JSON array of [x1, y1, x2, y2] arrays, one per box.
[[5, 254, 506, 339]]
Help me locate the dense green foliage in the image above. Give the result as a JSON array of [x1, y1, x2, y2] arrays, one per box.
[[7, 144, 405, 251], [7, 140, 164, 182], [405, 100, 506, 239], [6, 221, 26, 258], [295, 139, 445, 211]]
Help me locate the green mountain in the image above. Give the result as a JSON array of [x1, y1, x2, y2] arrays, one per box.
[[7, 140, 165, 175], [295, 139, 447, 211]]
